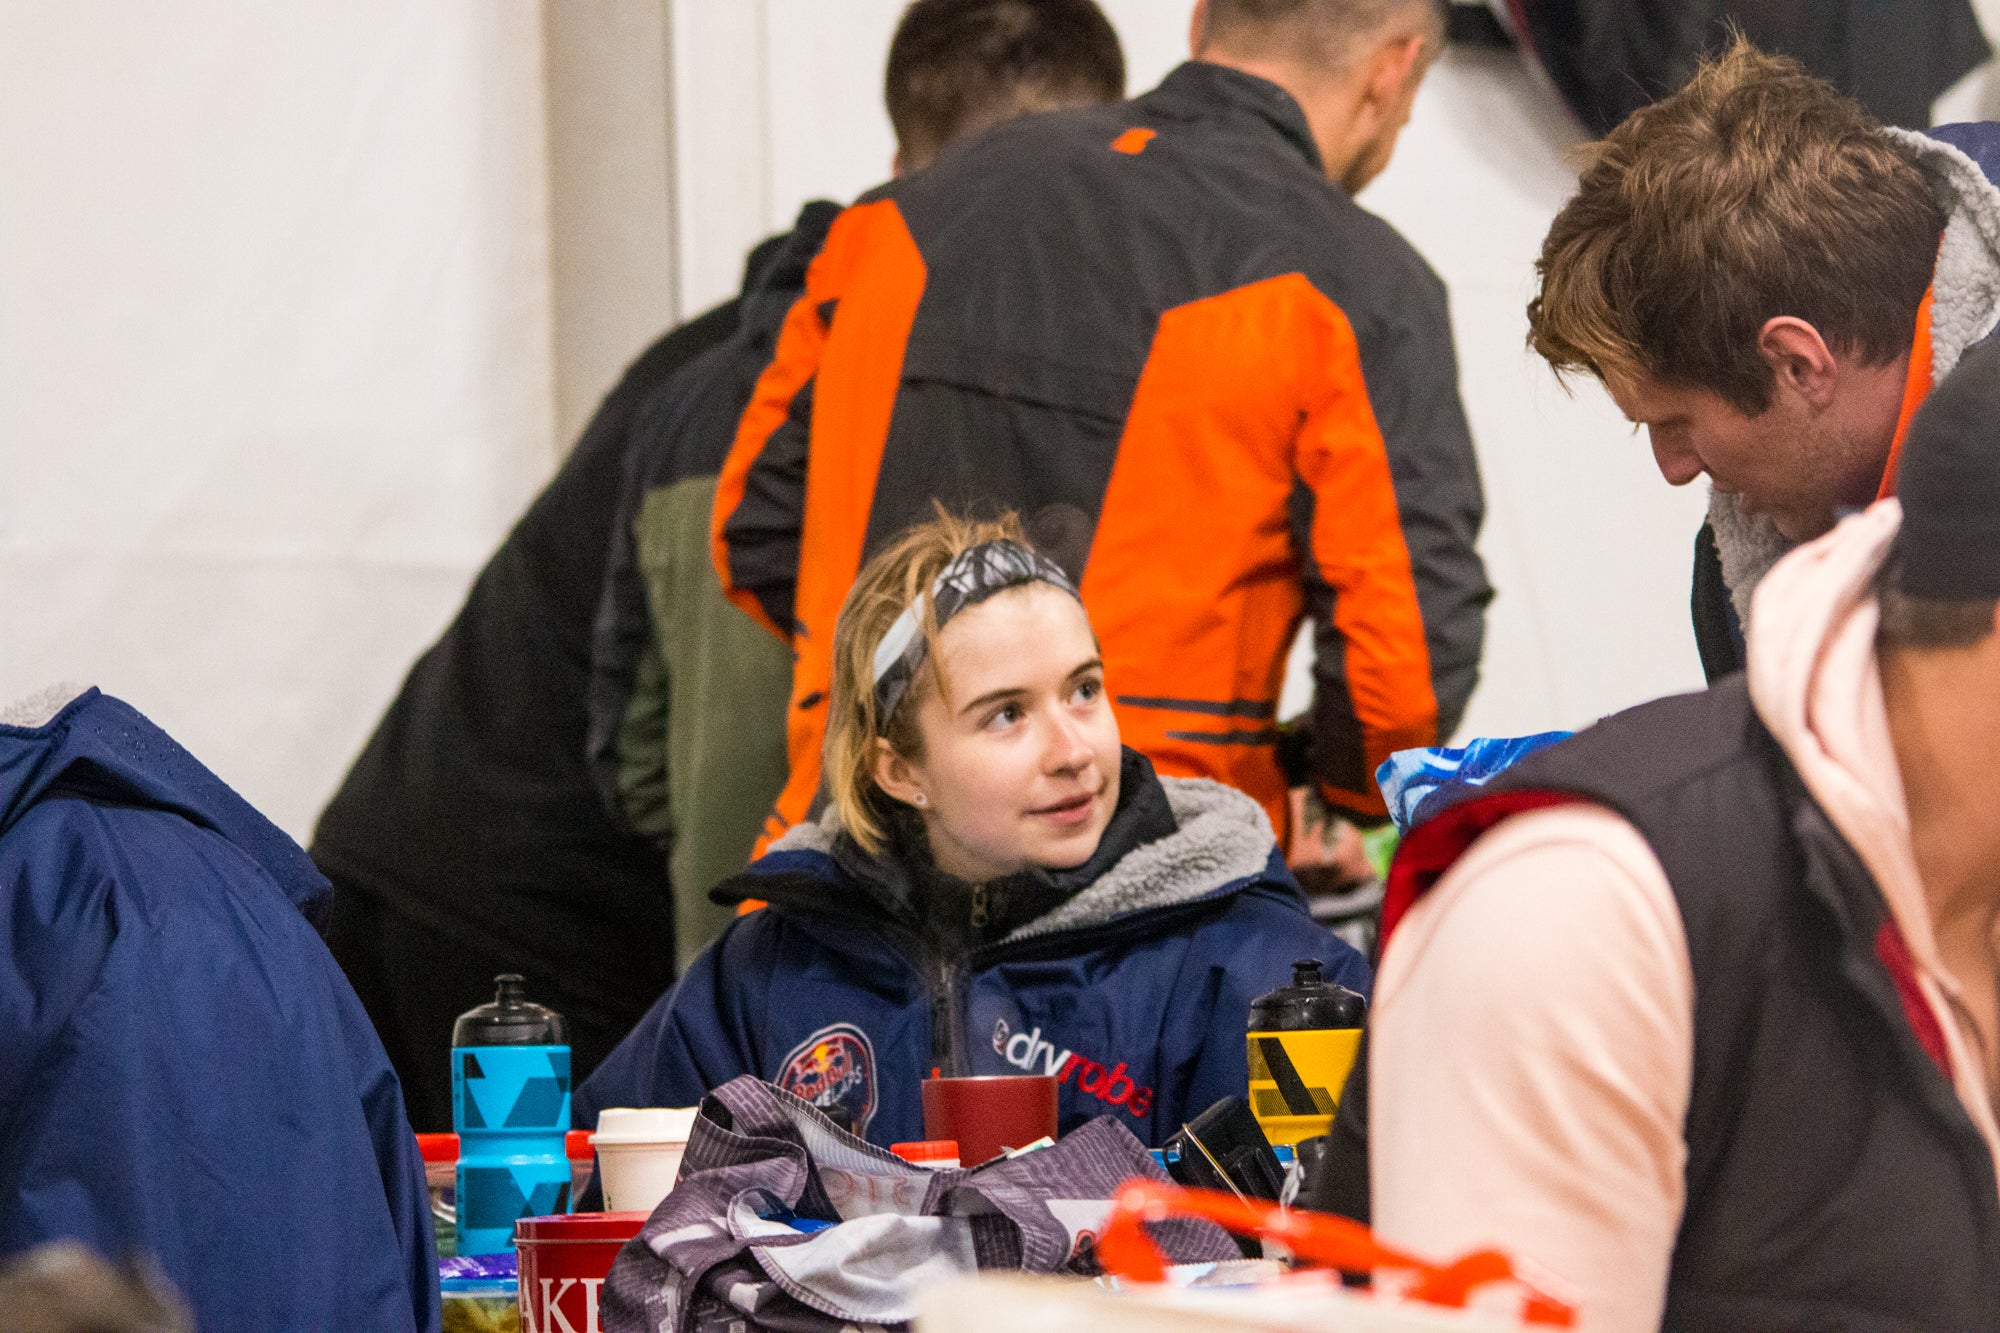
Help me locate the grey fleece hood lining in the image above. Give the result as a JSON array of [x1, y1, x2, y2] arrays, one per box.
[[0, 683, 91, 730], [1710, 129, 2000, 627], [766, 776, 1278, 943]]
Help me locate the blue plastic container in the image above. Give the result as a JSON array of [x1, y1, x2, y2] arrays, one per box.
[[452, 974, 572, 1256]]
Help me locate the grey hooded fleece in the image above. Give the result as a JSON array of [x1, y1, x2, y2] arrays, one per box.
[[1708, 128, 2000, 629], [763, 773, 1279, 944]]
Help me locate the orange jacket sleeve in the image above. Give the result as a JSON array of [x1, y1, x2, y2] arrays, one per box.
[[711, 270, 838, 643], [1293, 285, 1489, 820]]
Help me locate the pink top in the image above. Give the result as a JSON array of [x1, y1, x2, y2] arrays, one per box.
[[1370, 501, 2000, 1333]]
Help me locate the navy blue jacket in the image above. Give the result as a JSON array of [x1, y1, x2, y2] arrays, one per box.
[[0, 689, 440, 1332], [577, 775, 1368, 1149]]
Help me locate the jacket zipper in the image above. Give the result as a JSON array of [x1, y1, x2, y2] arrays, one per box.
[[930, 953, 967, 1076], [920, 885, 991, 1075], [894, 887, 1247, 1078], [886, 924, 969, 1077]]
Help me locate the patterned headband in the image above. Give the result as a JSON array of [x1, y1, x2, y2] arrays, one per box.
[[870, 539, 1081, 723]]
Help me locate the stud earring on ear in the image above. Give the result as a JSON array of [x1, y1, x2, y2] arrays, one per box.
[[913, 792, 928, 808]]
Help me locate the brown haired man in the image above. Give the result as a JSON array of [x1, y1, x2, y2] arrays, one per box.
[[883, 0, 1127, 173], [1528, 40, 2000, 679]]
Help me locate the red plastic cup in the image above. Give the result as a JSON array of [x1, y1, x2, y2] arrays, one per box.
[[920, 1074, 1058, 1165], [515, 1211, 647, 1331]]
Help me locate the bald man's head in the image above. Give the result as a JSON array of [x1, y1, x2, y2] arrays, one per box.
[[1191, 0, 1441, 192], [1196, 0, 1444, 72]]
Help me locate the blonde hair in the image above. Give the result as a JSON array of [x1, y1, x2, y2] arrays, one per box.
[[825, 508, 1029, 855]]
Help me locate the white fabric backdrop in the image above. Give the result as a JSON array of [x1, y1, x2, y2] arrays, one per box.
[[6, 0, 1997, 843], [0, 0, 558, 837]]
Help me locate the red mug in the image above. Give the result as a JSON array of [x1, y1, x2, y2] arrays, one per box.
[[515, 1211, 648, 1332], [920, 1074, 1059, 1165]]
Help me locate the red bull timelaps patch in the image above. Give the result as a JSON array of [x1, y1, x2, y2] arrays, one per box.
[[992, 1018, 1153, 1119], [776, 1023, 878, 1134]]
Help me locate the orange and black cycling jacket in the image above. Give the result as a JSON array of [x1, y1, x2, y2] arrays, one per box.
[[714, 62, 1490, 846]]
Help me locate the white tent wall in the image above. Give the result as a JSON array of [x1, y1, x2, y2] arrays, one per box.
[[8, 1, 1999, 844], [1940, 0, 2000, 122], [0, 2, 566, 838], [673, 0, 1716, 745], [544, 0, 679, 449]]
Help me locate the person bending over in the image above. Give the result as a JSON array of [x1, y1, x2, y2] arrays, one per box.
[[1528, 38, 2000, 680], [1367, 336, 2000, 1329], [577, 513, 1365, 1148]]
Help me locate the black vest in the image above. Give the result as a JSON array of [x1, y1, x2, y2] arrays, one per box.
[[1395, 677, 2000, 1330]]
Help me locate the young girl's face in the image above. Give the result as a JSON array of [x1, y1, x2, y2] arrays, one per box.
[[875, 583, 1121, 883]]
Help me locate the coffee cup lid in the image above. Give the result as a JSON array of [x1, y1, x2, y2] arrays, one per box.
[[590, 1106, 698, 1146]]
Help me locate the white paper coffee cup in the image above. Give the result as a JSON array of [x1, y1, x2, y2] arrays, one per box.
[[590, 1106, 698, 1215]]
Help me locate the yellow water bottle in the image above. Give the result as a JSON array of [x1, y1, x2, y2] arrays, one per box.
[[1246, 958, 1366, 1146]]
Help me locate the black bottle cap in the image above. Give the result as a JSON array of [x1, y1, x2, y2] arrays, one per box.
[[1247, 958, 1367, 1031], [452, 974, 568, 1047], [1291, 1133, 1353, 1216]]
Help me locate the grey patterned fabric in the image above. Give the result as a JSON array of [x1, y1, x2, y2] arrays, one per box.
[[871, 539, 1080, 722], [602, 1075, 1233, 1332]]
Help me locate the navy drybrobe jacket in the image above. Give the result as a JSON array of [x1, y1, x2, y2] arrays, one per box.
[[577, 776, 1368, 1151], [0, 689, 439, 1331]]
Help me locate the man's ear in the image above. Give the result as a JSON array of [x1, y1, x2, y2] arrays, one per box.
[[1757, 317, 1841, 409], [873, 736, 925, 808], [1188, 0, 1211, 57], [1363, 33, 1426, 112]]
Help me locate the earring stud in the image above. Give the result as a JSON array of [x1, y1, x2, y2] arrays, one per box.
[[914, 792, 928, 807]]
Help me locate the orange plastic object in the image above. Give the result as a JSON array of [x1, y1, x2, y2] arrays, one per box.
[[415, 1132, 458, 1164], [418, 1129, 595, 1162], [1096, 1179, 1576, 1327], [890, 1139, 960, 1166]]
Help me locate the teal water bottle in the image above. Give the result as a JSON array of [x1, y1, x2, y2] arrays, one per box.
[[452, 974, 571, 1255]]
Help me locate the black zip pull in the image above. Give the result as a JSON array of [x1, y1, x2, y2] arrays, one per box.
[[930, 952, 965, 1076], [971, 883, 990, 930], [930, 987, 954, 1073]]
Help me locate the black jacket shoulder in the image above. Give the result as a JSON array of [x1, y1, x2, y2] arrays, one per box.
[[864, 62, 1442, 337]]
